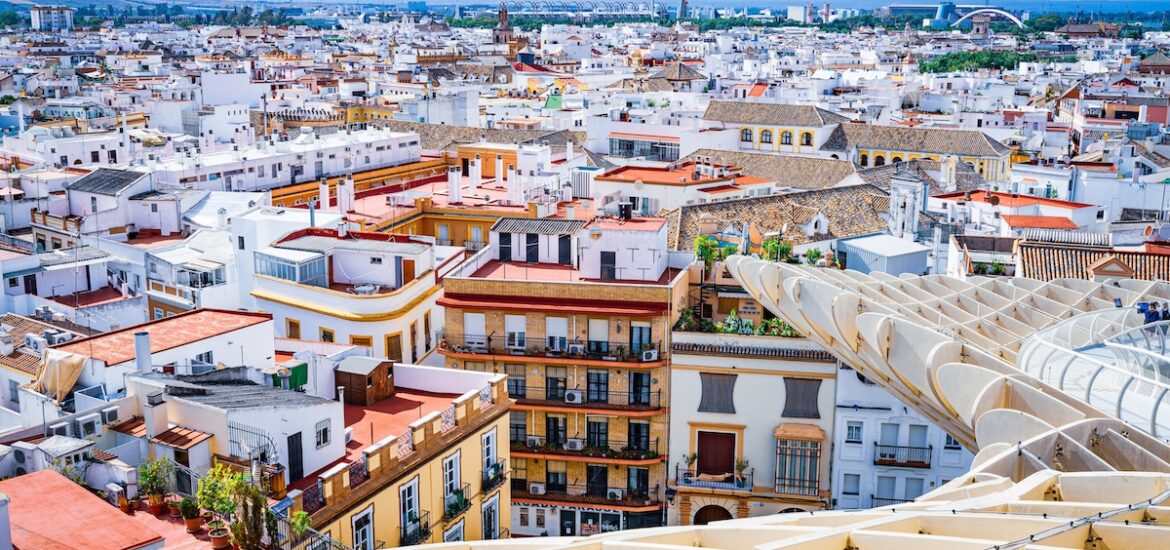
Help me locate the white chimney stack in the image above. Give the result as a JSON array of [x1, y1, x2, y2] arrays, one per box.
[[565, 140, 574, 161], [338, 220, 348, 238], [319, 179, 331, 211], [495, 154, 505, 187], [470, 155, 482, 191], [216, 207, 228, 228], [448, 166, 463, 204], [134, 331, 151, 374], [506, 167, 520, 205], [337, 176, 356, 214]]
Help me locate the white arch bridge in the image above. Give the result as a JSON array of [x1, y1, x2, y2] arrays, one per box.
[[952, 8, 1025, 28]]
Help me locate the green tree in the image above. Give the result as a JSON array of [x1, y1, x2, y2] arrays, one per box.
[[1027, 14, 1064, 32], [694, 235, 719, 276], [805, 248, 823, 266]]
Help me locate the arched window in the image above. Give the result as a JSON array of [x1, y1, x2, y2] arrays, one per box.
[[800, 132, 812, 146], [892, 156, 903, 163], [780, 131, 793, 145], [859, 154, 868, 166], [760, 130, 773, 144], [875, 156, 886, 166], [740, 128, 753, 143]]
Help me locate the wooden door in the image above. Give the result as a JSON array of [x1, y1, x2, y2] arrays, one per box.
[[402, 259, 415, 283], [696, 431, 735, 475]]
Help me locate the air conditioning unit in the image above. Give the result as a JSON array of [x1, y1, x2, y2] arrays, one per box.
[[23, 334, 46, 354], [641, 349, 659, 362], [105, 483, 124, 507], [45, 331, 72, 345], [565, 438, 585, 451], [48, 421, 71, 437], [567, 343, 585, 355], [528, 482, 546, 495], [564, 390, 584, 404], [101, 406, 119, 424], [77, 413, 101, 438], [526, 436, 541, 448], [607, 488, 624, 500], [12, 441, 41, 473]]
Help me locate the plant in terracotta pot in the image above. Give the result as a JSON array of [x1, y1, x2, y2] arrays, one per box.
[[180, 497, 202, 533], [208, 520, 231, 550], [168, 497, 182, 518], [138, 457, 174, 515]]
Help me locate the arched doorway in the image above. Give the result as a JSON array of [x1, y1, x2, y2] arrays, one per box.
[[693, 505, 733, 525]]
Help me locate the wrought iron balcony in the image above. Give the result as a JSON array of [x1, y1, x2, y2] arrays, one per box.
[[675, 465, 753, 491], [873, 443, 933, 468], [442, 483, 471, 521], [439, 332, 663, 363], [513, 435, 661, 461], [482, 458, 508, 493], [399, 510, 431, 546], [513, 482, 660, 508], [508, 385, 662, 411]]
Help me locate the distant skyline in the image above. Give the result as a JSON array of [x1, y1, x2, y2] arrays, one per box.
[[423, 0, 1168, 14]]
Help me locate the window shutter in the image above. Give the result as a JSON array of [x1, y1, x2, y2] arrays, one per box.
[[782, 378, 822, 418], [698, 373, 737, 413]]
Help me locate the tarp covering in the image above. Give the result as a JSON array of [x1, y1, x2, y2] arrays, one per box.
[[30, 348, 87, 404]]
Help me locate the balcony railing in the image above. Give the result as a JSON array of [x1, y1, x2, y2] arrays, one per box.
[[513, 482, 660, 508], [873, 443, 933, 468], [482, 458, 508, 493], [513, 435, 660, 461], [774, 476, 819, 497], [400, 510, 431, 546], [486, 528, 509, 541], [509, 386, 662, 411], [440, 332, 663, 363], [675, 465, 753, 491], [871, 495, 914, 507], [463, 240, 486, 252], [442, 483, 471, 521]]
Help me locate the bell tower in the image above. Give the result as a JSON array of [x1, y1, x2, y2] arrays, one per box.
[[493, 3, 514, 45]]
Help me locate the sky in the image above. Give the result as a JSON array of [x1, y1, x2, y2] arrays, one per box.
[[680, 0, 1166, 12]]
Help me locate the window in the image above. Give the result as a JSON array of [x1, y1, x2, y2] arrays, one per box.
[[315, 419, 331, 448], [6, 278, 15, 288], [760, 130, 773, 144], [536, 508, 546, 528], [782, 378, 821, 418], [505, 364, 526, 398], [91, 151, 99, 163], [519, 508, 529, 527], [321, 328, 335, 343], [385, 333, 402, 363], [482, 428, 496, 471], [443, 451, 461, 497], [409, 322, 418, 363], [195, 351, 213, 365], [351, 335, 373, 349], [8, 379, 19, 403], [505, 314, 526, 350], [237, 236, 245, 250], [904, 477, 925, 500], [545, 367, 567, 400], [286, 319, 301, 339], [586, 370, 609, 403], [153, 307, 164, 320], [352, 506, 373, 550], [845, 421, 863, 444], [545, 317, 568, 351], [800, 132, 812, 146], [875, 155, 886, 166], [545, 460, 567, 492], [586, 417, 608, 448], [90, 197, 98, 213], [775, 439, 820, 496], [740, 128, 753, 142], [587, 319, 609, 353], [510, 411, 526, 442], [780, 131, 793, 145], [698, 373, 736, 413], [370, 257, 383, 265], [629, 420, 650, 451], [546, 414, 567, 446], [842, 473, 860, 495], [150, 203, 158, 213], [443, 520, 464, 542], [944, 434, 962, 450], [860, 154, 868, 166], [423, 311, 432, 351]]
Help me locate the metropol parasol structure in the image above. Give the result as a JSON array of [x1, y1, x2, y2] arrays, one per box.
[[423, 260, 1170, 549]]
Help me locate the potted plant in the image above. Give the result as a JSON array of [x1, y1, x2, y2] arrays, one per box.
[[289, 511, 311, 542], [208, 520, 231, 550], [230, 482, 265, 550], [117, 490, 131, 514], [138, 457, 174, 515], [198, 464, 240, 523], [681, 452, 698, 485], [734, 457, 750, 488], [168, 497, 182, 518], [264, 508, 278, 549], [129, 494, 141, 513], [180, 497, 202, 533]]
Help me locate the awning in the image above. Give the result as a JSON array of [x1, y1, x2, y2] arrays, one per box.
[[42, 256, 109, 272], [3, 266, 44, 279], [183, 258, 224, 272], [774, 423, 825, 441]]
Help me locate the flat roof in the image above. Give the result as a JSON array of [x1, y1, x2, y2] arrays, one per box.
[[468, 259, 680, 285], [844, 234, 930, 256], [56, 308, 272, 366], [0, 469, 165, 550]]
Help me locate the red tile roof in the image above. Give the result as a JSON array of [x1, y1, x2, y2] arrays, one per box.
[[934, 190, 1095, 209], [56, 308, 272, 366], [0, 470, 165, 550]]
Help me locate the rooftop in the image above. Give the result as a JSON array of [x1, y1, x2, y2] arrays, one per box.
[[64, 168, 145, 196], [56, 308, 272, 366], [469, 259, 681, 285]]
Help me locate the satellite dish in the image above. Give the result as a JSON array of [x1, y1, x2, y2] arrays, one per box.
[[989, 195, 1000, 206], [1145, 224, 1156, 237]]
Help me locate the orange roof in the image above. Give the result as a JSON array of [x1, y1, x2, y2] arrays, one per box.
[[596, 162, 735, 186], [1002, 215, 1080, 229], [935, 190, 1095, 210], [0, 470, 165, 550], [56, 308, 272, 366], [112, 418, 213, 450], [748, 83, 767, 97]]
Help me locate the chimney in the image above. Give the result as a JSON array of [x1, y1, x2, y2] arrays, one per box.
[[495, 154, 505, 187], [338, 220, 348, 238], [0, 332, 13, 356], [566, 205, 575, 219], [470, 155, 482, 190], [448, 166, 463, 204], [337, 386, 345, 403], [216, 207, 228, 228], [565, 140, 574, 161], [319, 179, 332, 211], [134, 331, 151, 374], [506, 166, 519, 205], [142, 392, 168, 439], [338, 177, 356, 213]]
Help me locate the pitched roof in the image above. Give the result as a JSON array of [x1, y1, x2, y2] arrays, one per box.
[[1017, 240, 1170, 281], [649, 62, 705, 81], [821, 124, 1013, 158], [0, 314, 85, 376], [857, 158, 986, 194], [703, 101, 850, 127], [56, 309, 272, 366], [682, 149, 859, 191], [664, 185, 892, 250], [65, 168, 146, 196], [492, 217, 586, 235]]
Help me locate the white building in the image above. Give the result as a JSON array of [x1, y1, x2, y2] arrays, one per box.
[[30, 6, 73, 31], [830, 363, 973, 510]]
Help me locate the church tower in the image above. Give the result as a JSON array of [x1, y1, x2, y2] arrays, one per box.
[[493, 3, 514, 45], [889, 170, 925, 240]]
